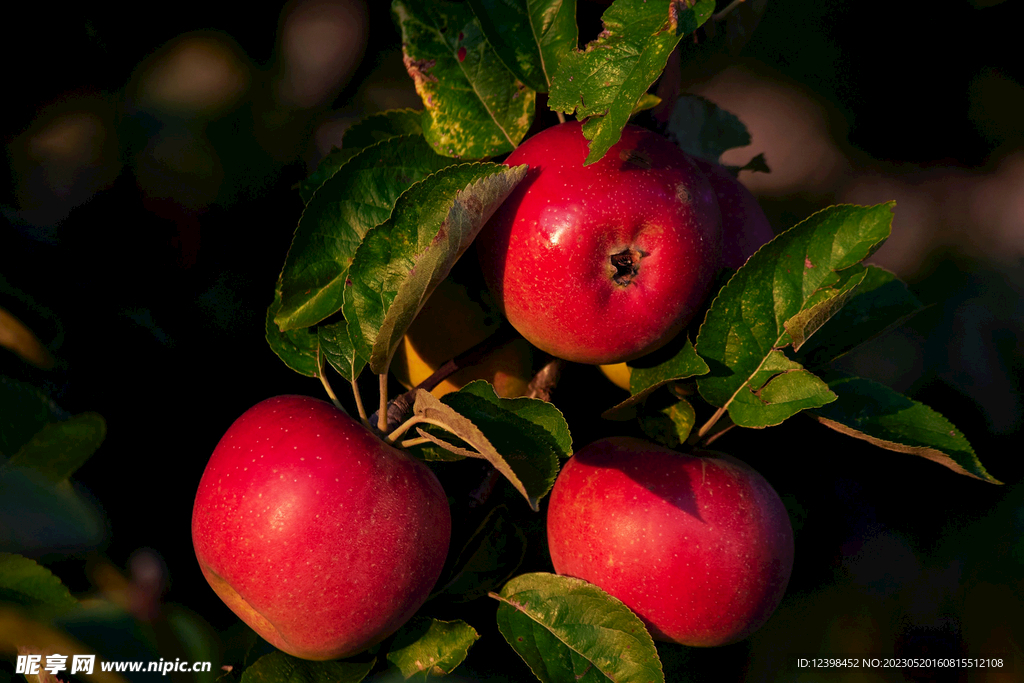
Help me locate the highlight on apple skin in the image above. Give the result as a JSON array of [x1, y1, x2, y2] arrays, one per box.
[[191, 395, 451, 660], [546, 436, 794, 647], [476, 121, 722, 365]]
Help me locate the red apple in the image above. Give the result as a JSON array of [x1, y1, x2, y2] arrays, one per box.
[[192, 395, 450, 660], [692, 158, 774, 270], [546, 437, 793, 647], [476, 121, 722, 365]]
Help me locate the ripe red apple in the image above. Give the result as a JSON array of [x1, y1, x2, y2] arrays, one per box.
[[546, 437, 793, 647], [192, 395, 450, 660], [476, 121, 722, 365], [692, 158, 774, 270]]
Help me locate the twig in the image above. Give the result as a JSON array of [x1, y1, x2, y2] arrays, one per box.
[[526, 358, 564, 402]]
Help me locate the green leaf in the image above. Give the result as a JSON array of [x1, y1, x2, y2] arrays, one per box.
[[808, 375, 999, 483], [666, 94, 751, 163], [385, 617, 479, 680], [492, 572, 664, 683], [548, 0, 715, 165], [317, 321, 367, 384], [344, 163, 527, 374], [602, 338, 708, 420], [0, 554, 78, 610], [276, 135, 456, 331], [459, 380, 572, 458], [795, 265, 924, 369], [300, 110, 426, 204], [467, 0, 579, 93], [638, 400, 696, 448], [410, 389, 558, 511], [434, 504, 528, 603], [240, 651, 374, 683], [0, 377, 63, 457], [780, 264, 869, 351], [0, 468, 105, 554], [393, 0, 536, 159], [265, 286, 321, 378], [696, 203, 895, 427], [5, 413, 105, 483]]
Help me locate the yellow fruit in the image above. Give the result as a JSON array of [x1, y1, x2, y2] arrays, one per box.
[[599, 363, 632, 392], [392, 278, 533, 398]]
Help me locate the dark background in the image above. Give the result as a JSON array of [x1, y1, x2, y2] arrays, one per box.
[[2, 0, 1022, 680]]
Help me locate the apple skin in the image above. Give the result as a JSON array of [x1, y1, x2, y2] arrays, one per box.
[[691, 158, 774, 271], [392, 277, 533, 398], [546, 437, 793, 647], [192, 395, 451, 660], [476, 121, 722, 365]]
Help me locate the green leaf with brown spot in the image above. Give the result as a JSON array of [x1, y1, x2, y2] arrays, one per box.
[[548, 0, 715, 165], [385, 618, 479, 680], [393, 0, 536, 160]]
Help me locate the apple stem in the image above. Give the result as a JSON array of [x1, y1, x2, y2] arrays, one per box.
[[377, 374, 389, 432]]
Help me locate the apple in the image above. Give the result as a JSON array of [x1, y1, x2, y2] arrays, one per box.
[[546, 436, 793, 647], [691, 158, 774, 270], [191, 395, 451, 660], [392, 277, 533, 398], [476, 121, 722, 365]]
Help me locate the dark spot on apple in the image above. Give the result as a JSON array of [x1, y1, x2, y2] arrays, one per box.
[[620, 148, 652, 169], [676, 183, 692, 203], [610, 247, 643, 286]]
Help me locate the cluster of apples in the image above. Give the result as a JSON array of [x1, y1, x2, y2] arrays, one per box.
[[191, 122, 791, 660]]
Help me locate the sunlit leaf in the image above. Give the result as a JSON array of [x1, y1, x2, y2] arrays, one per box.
[[385, 617, 479, 680]]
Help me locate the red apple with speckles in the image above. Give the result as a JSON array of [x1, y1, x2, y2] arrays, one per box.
[[692, 157, 775, 270], [546, 437, 793, 647], [191, 395, 450, 660], [476, 121, 722, 365]]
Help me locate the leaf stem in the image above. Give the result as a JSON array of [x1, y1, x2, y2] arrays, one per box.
[[696, 405, 727, 440], [400, 436, 431, 448], [318, 371, 345, 413], [377, 374, 388, 432], [701, 421, 735, 447], [713, 0, 747, 22], [386, 415, 423, 444], [351, 378, 369, 424], [556, 111, 566, 124]]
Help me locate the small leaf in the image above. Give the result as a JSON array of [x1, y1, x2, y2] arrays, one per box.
[[795, 265, 924, 369], [5, 413, 106, 483], [467, 0, 579, 93], [666, 94, 751, 163], [548, 0, 715, 165], [240, 651, 374, 683], [602, 339, 708, 420], [300, 110, 426, 204], [491, 572, 664, 683], [385, 617, 479, 680], [276, 135, 456, 331], [435, 504, 528, 603], [781, 265, 869, 351], [638, 400, 696, 448], [265, 286, 321, 378], [0, 468, 105, 554], [0, 377, 64, 457], [344, 163, 527, 374], [808, 375, 999, 483], [0, 554, 79, 610], [696, 203, 894, 427], [458, 380, 572, 458], [393, 0, 536, 159], [411, 390, 556, 510], [317, 321, 367, 384]]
